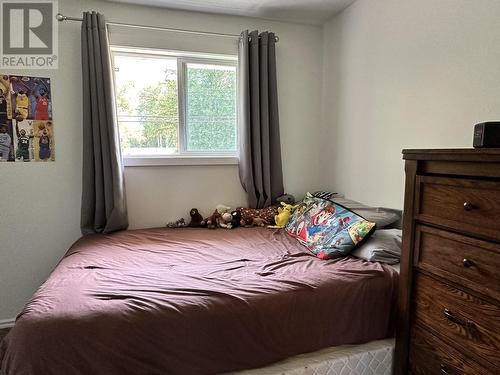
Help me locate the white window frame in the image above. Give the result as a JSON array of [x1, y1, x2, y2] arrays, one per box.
[[110, 46, 239, 167]]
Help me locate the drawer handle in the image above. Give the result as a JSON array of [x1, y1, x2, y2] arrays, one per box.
[[440, 363, 450, 374], [463, 201, 474, 211], [463, 258, 474, 268], [443, 308, 475, 329]]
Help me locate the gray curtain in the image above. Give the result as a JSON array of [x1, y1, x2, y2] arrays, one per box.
[[238, 30, 284, 208], [80, 12, 128, 234]]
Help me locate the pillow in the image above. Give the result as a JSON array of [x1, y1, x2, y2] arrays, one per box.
[[286, 197, 376, 259], [331, 197, 401, 228], [351, 229, 402, 264], [286, 192, 318, 230]]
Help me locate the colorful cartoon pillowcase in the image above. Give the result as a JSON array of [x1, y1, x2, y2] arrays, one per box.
[[286, 192, 317, 228], [286, 194, 376, 259]]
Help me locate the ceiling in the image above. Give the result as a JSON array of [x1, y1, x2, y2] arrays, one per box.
[[105, 0, 356, 25]]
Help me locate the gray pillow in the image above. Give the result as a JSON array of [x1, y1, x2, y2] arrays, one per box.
[[351, 229, 402, 264], [332, 197, 401, 228]]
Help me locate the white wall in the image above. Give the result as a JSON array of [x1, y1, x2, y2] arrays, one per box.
[[0, 0, 325, 321], [322, 0, 500, 209], [0, 6, 83, 324]]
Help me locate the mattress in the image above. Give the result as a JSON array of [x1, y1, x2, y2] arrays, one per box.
[[0, 227, 398, 375], [228, 338, 394, 375]]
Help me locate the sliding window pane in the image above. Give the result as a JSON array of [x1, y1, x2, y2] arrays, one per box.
[[114, 54, 179, 155], [185, 63, 237, 152]]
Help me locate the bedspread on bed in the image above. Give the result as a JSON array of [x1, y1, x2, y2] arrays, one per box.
[[0, 227, 398, 375]]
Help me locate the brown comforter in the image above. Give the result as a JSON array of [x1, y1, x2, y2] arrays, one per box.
[[0, 227, 397, 375]]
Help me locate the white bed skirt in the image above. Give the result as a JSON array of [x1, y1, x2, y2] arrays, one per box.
[[225, 338, 394, 375]]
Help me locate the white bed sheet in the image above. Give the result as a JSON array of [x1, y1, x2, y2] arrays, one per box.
[[227, 338, 394, 375]]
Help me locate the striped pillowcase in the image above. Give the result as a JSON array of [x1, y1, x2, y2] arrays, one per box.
[[312, 191, 336, 200]]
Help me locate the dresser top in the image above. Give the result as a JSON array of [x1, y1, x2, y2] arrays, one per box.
[[403, 148, 500, 161]]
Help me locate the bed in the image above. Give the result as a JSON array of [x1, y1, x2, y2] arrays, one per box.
[[0, 227, 398, 375]]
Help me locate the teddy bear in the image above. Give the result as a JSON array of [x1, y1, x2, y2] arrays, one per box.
[[220, 210, 242, 229], [216, 204, 231, 215], [219, 212, 233, 229], [188, 208, 205, 227], [206, 210, 222, 229]]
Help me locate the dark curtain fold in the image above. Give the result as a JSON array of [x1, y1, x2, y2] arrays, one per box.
[[80, 12, 128, 235], [238, 30, 284, 208]]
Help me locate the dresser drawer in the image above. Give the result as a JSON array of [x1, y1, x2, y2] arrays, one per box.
[[409, 328, 491, 375], [416, 176, 500, 242], [412, 273, 500, 369], [414, 225, 500, 302]]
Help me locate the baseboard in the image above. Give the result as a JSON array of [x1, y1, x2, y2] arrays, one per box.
[[0, 318, 15, 329]]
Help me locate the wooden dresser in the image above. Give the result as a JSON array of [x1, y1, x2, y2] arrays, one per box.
[[394, 149, 500, 375]]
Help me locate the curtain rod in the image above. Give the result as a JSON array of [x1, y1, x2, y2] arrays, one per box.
[[55, 13, 279, 42]]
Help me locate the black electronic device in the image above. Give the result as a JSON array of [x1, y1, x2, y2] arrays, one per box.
[[473, 122, 500, 148]]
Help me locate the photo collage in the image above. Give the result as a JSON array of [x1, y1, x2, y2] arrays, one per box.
[[0, 75, 54, 162]]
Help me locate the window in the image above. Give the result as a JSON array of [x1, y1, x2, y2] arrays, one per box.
[[111, 47, 238, 165]]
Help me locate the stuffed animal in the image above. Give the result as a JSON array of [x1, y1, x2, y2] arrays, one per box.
[[267, 202, 298, 229], [276, 193, 295, 205], [219, 212, 233, 229], [230, 210, 241, 228], [220, 210, 243, 229], [216, 204, 231, 215], [240, 217, 253, 227], [238, 206, 279, 226], [206, 210, 222, 229], [251, 217, 267, 227], [166, 218, 187, 228], [240, 216, 267, 227], [188, 208, 205, 227]]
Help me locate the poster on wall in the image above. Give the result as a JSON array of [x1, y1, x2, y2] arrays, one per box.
[[0, 75, 54, 162], [14, 119, 34, 162], [0, 120, 14, 162]]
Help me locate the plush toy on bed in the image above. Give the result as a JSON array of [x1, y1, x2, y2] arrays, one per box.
[[240, 216, 268, 227], [188, 208, 206, 227], [276, 193, 296, 205], [240, 217, 252, 227], [219, 212, 233, 229], [238, 206, 278, 226], [219, 210, 243, 229], [216, 204, 231, 215], [166, 218, 187, 228], [206, 210, 222, 229], [230, 210, 242, 228], [251, 217, 267, 227], [267, 202, 298, 229]]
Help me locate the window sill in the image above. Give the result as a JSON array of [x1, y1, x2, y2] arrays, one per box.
[[123, 155, 239, 167]]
